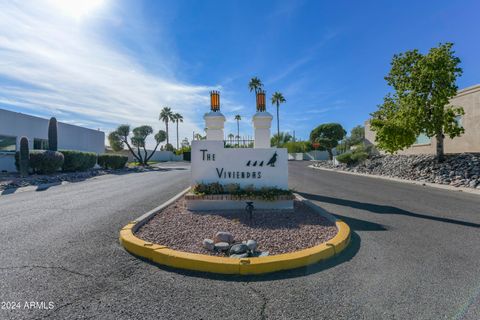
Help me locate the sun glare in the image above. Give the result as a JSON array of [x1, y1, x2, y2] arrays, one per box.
[[48, 0, 106, 20]]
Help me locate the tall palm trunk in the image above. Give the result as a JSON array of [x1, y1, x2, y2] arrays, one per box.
[[165, 120, 169, 145], [176, 120, 179, 149], [276, 102, 280, 147]]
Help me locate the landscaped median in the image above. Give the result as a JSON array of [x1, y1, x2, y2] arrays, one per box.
[[119, 189, 351, 275]]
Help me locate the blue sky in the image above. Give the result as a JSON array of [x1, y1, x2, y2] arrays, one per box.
[[1, 0, 479, 147]]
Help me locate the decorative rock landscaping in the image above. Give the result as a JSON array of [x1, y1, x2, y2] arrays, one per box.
[[0, 165, 167, 192], [135, 197, 338, 256], [313, 153, 480, 189]]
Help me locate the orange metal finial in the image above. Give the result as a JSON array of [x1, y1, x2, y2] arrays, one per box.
[[210, 90, 220, 112], [256, 90, 266, 112]]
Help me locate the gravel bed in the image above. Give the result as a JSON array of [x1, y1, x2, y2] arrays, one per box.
[[135, 198, 338, 256]]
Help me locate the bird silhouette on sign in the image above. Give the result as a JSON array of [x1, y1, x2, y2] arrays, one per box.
[[266, 152, 278, 167], [259, 161, 264, 167], [252, 161, 257, 167], [246, 160, 251, 166]]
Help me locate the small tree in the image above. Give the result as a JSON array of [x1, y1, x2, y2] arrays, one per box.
[[48, 117, 58, 151], [310, 123, 346, 160], [108, 124, 166, 166], [370, 43, 464, 161]]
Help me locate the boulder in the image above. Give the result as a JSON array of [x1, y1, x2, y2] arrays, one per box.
[[214, 242, 230, 252], [202, 239, 215, 251], [246, 240, 257, 251], [229, 243, 248, 255], [214, 231, 234, 244]]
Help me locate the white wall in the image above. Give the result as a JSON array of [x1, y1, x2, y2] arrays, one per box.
[[0, 108, 105, 172]]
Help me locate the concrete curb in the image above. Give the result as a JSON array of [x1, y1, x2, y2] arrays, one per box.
[[119, 190, 351, 275], [309, 165, 480, 196]]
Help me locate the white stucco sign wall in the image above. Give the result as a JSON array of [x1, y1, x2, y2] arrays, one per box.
[[191, 140, 288, 189]]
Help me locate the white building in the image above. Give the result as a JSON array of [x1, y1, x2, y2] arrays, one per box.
[[0, 108, 105, 172]]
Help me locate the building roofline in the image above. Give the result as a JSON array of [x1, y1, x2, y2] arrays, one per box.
[[0, 108, 104, 134], [455, 84, 480, 97]]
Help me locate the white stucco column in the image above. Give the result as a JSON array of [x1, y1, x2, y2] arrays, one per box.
[[204, 112, 226, 141], [252, 111, 273, 148]]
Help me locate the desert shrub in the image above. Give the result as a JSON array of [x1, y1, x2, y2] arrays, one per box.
[[97, 154, 128, 169], [29, 150, 64, 174], [351, 151, 368, 163], [336, 152, 354, 164], [336, 145, 369, 165], [61, 150, 97, 172]]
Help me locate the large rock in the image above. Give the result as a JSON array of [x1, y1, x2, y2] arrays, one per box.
[[214, 231, 234, 244], [229, 253, 249, 259], [246, 240, 257, 251], [202, 239, 214, 251], [214, 242, 230, 252], [229, 243, 249, 255]]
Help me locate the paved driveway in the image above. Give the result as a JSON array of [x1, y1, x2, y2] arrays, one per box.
[[0, 161, 479, 319]]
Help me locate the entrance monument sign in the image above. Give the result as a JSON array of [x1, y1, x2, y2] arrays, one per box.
[[187, 90, 291, 210]]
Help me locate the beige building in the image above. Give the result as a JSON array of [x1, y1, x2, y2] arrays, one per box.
[[365, 84, 480, 155]]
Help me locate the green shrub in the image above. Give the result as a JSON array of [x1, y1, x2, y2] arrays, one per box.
[[97, 154, 128, 169], [192, 182, 293, 201], [336, 149, 369, 165], [29, 150, 64, 174], [351, 151, 368, 163], [336, 152, 354, 164], [175, 146, 191, 155], [61, 150, 97, 172]]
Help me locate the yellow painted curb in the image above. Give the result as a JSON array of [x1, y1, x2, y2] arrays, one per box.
[[119, 194, 351, 275]]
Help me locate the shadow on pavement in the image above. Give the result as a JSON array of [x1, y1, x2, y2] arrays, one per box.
[[299, 192, 480, 229]]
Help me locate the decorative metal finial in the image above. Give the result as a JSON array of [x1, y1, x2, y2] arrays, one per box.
[[256, 90, 266, 112], [210, 90, 220, 112]]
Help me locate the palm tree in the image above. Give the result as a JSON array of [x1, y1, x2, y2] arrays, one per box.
[[172, 112, 183, 149], [227, 133, 234, 142], [248, 77, 263, 94], [234, 114, 241, 145], [271, 92, 286, 147], [159, 107, 174, 146], [271, 132, 292, 147]]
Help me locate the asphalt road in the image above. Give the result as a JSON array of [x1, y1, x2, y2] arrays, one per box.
[[1, 161, 479, 319]]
